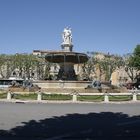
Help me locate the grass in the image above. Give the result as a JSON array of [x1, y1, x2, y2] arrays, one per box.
[[42, 94, 72, 100], [0, 93, 72, 100], [0, 93, 7, 99], [137, 95, 140, 100], [13, 93, 37, 100], [78, 95, 135, 102], [77, 95, 104, 102], [109, 95, 132, 101]]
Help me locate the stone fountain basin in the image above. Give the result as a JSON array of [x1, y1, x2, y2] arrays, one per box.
[[32, 80, 122, 93], [45, 51, 89, 63], [33, 80, 90, 89]]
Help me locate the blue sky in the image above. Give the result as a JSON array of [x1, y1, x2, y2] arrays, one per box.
[[0, 0, 140, 55]]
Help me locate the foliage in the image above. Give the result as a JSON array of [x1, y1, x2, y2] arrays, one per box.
[[81, 56, 96, 80], [123, 45, 140, 82], [0, 54, 7, 78], [123, 53, 137, 82], [101, 55, 123, 81], [81, 52, 124, 81], [0, 53, 51, 80], [129, 45, 140, 70]]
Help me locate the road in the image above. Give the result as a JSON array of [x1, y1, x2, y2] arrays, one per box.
[[0, 102, 140, 139]]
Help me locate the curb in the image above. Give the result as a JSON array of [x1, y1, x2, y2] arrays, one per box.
[[0, 99, 140, 104]]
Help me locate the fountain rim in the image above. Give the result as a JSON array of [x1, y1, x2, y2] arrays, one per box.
[[45, 51, 89, 64], [44, 51, 88, 55]]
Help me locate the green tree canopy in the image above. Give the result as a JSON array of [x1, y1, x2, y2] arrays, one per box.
[[130, 45, 140, 70]]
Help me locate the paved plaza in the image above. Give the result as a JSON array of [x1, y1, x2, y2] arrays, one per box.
[[0, 102, 140, 139]]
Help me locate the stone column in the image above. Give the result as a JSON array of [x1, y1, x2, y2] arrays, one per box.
[[132, 92, 137, 101], [37, 90, 42, 101], [72, 94, 77, 102], [104, 93, 109, 103], [7, 90, 12, 100]]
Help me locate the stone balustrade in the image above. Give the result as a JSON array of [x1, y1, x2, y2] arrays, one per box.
[[5, 90, 140, 103]]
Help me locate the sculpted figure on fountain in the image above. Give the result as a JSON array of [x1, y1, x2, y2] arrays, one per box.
[[62, 27, 72, 45]]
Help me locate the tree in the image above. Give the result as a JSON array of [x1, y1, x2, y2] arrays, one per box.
[[123, 45, 140, 82], [0, 54, 16, 78], [21, 54, 40, 80], [0, 53, 53, 80], [81, 52, 124, 81], [81, 59, 95, 80], [129, 45, 140, 70], [80, 52, 97, 80], [93, 53, 123, 81], [123, 53, 137, 82], [0, 54, 7, 78]]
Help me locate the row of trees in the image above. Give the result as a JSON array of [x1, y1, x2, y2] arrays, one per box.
[[82, 45, 140, 82], [0, 54, 51, 80], [82, 52, 124, 81], [0, 45, 139, 82]]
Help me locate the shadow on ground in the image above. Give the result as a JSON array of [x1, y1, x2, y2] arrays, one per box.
[[0, 112, 140, 140]]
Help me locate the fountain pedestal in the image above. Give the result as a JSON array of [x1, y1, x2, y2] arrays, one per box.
[[61, 44, 73, 52], [58, 63, 76, 80]]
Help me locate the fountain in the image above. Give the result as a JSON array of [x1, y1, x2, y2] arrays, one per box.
[[45, 27, 89, 80], [33, 28, 122, 93], [33, 27, 92, 92]]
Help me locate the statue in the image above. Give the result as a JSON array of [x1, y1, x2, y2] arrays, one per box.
[[85, 79, 101, 89], [62, 27, 72, 44]]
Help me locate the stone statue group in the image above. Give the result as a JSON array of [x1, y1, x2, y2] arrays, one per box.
[[62, 27, 72, 44]]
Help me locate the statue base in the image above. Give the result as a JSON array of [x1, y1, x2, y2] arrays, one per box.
[[61, 43, 73, 52], [57, 63, 77, 80]]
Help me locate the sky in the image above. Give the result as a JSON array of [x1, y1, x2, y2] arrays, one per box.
[[0, 0, 140, 55]]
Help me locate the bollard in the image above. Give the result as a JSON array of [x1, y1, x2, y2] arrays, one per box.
[[104, 93, 109, 103], [132, 92, 137, 101], [37, 90, 42, 101], [72, 94, 77, 102], [7, 91, 12, 100]]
